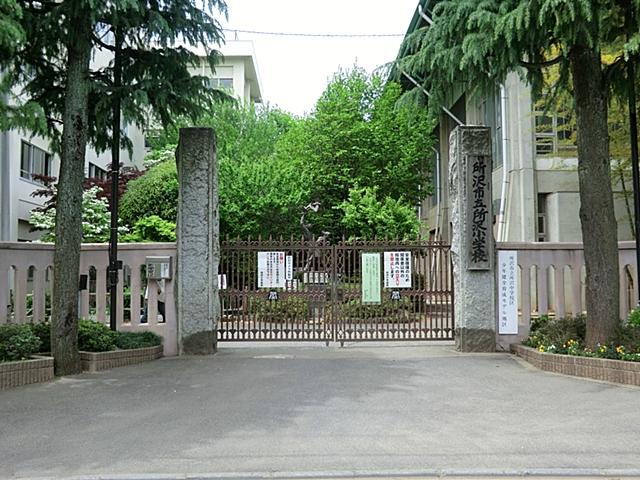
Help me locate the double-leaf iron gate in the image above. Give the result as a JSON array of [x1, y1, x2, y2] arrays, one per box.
[[217, 239, 454, 344]]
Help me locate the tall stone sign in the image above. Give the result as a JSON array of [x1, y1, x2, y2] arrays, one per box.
[[449, 126, 496, 352], [175, 128, 220, 354]]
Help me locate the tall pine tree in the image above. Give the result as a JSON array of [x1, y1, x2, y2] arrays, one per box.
[[0, 0, 227, 374], [400, 0, 640, 347]]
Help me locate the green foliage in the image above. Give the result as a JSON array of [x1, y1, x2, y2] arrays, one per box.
[[120, 161, 179, 226], [628, 306, 640, 327], [277, 68, 434, 236], [30, 321, 50, 353], [0, 324, 42, 362], [121, 215, 176, 242], [523, 315, 587, 349], [0, 0, 23, 56], [341, 297, 412, 319], [337, 186, 420, 240], [249, 296, 309, 321], [29, 186, 128, 243], [78, 320, 117, 353], [115, 331, 162, 350], [0, 0, 229, 152]]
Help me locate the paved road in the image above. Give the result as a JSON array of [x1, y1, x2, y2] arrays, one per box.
[[1, 343, 639, 479]]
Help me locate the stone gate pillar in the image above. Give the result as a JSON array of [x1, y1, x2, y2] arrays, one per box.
[[175, 128, 220, 355], [449, 126, 496, 352]]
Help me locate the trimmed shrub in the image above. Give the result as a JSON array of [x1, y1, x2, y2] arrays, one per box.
[[341, 297, 412, 319], [0, 324, 42, 362], [120, 161, 178, 226], [115, 331, 162, 350], [78, 320, 117, 352], [523, 315, 586, 349], [30, 321, 51, 353], [249, 296, 309, 321]]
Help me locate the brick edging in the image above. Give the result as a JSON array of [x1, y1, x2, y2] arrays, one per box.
[[0, 355, 54, 390], [511, 344, 640, 386], [80, 345, 163, 373]]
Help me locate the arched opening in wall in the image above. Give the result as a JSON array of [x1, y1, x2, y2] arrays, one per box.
[[26, 266, 35, 321], [139, 264, 147, 323], [123, 264, 132, 323], [625, 265, 635, 316], [548, 265, 557, 318], [530, 264, 538, 318], [7, 266, 16, 322], [580, 265, 587, 316], [89, 266, 97, 320], [45, 266, 53, 320]]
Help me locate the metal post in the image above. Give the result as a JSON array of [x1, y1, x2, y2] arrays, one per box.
[[108, 25, 124, 331]]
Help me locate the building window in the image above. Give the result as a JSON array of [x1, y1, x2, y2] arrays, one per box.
[[537, 193, 547, 242], [534, 101, 577, 156], [88, 162, 107, 180], [207, 78, 233, 90], [20, 141, 52, 183]]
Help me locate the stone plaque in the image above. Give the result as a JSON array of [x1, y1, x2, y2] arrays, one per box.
[[466, 155, 491, 270]]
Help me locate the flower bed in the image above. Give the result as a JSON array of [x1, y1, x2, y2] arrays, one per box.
[[81, 344, 163, 373], [0, 355, 54, 390], [512, 344, 640, 387]]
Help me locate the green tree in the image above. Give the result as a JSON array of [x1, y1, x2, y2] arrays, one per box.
[[29, 186, 129, 243], [0, 0, 227, 374], [120, 160, 180, 227], [400, 0, 640, 347], [337, 186, 420, 240], [276, 67, 434, 237]]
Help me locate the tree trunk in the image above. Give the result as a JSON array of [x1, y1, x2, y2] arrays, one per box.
[[569, 46, 620, 348], [50, 12, 92, 375]]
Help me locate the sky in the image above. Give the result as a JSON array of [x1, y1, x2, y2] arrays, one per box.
[[219, 0, 419, 116]]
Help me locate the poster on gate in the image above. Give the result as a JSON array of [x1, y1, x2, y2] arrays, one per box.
[[257, 251, 286, 289], [361, 253, 381, 304], [384, 251, 412, 288]]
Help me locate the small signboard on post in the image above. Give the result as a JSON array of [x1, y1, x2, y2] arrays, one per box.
[[362, 253, 381, 304], [257, 251, 286, 289], [498, 250, 518, 334], [384, 251, 412, 288]]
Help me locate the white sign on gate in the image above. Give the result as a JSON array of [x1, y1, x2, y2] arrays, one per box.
[[257, 251, 286, 289], [498, 250, 518, 334], [384, 251, 412, 288], [285, 255, 293, 281]]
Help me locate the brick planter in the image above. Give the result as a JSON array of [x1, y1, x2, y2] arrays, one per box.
[[512, 344, 640, 387], [81, 345, 163, 373], [0, 355, 54, 390]]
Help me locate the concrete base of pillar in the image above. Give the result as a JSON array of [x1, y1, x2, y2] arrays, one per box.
[[182, 331, 217, 355], [455, 328, 496, 352]]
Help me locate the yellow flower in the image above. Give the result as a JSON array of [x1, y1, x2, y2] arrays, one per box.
[[538, 345, 546, 352]]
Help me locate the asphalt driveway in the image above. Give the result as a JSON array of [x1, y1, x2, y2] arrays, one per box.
[[1, 343, 639, 479]]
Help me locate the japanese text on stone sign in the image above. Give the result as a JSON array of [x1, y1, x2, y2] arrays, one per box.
[[468, 155, 490, 269]]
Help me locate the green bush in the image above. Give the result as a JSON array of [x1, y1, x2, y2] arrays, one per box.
[[115, 331, 162, 350], [120, 215, 176, 242], [341, 297, 412, 319], [0, 324, 42, 362], [120, 161, 179, 226], [30, 321, 51, 353], [249, 296, 309, 321], [609, 323, 640, 352], [523, 315, 586, 350], [628, 307, 640, 327], [78, 320, 117, 352]]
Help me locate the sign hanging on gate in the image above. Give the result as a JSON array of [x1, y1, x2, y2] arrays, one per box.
[[384, 251, 412, 288], [498, 250, 518, 334], [257, 251, 286, 288], [362, 252, 381, 304]]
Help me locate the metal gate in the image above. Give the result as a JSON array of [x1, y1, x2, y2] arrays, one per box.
[[217, 238, 454, 344]]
